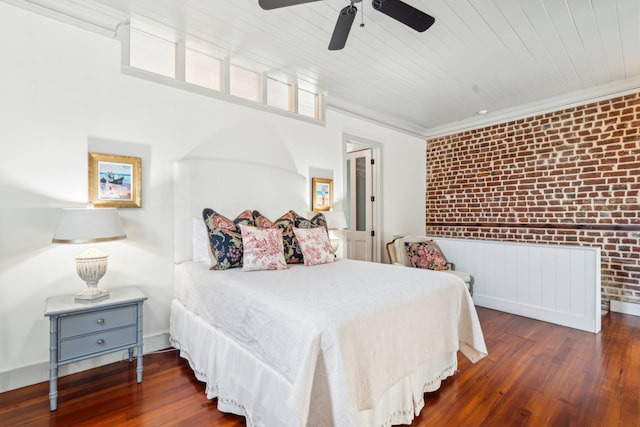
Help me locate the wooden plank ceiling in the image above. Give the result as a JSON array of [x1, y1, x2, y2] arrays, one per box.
[[13, 0, 640, 135]]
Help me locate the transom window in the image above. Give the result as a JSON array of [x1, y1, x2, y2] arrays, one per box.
[[267, 78, 292, 111], [125, 22, 322, 122], [130, 28, 175, 78], [185, 48, 222, 91], [230, 65, 260, 102]]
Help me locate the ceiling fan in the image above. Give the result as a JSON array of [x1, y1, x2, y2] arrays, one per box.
[[258, 0, 436, 50]]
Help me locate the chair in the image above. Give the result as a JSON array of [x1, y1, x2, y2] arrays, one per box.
[[386, 236, 472, 294]]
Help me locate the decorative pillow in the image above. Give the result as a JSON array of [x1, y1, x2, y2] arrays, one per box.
[[404, 241, 450, 271], [293, 227, 335, 266], [239, 225, 288, 272], [202, 209, 254, 270], [192, 217, 211, 264], [253, 210, 303, 264], [292, 210, 328, 232], [252, 210, 275, 228]]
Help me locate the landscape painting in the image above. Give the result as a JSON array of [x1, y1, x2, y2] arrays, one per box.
[[98, 161, 132, 201], [88, 153, 142, 208]]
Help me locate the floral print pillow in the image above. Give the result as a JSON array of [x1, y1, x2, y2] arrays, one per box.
[[404, 241, 450, 271], [293, 227, 335, 266], [292, 210, 328, 232], [252, 210, 303, 264], [202, 208, 254, 270], [239, 225, 288, 272]]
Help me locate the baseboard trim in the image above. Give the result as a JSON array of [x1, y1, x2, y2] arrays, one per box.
[[610, 300, 640, 317], [473, 295, 601, 333], [0, 332, 171, 393]]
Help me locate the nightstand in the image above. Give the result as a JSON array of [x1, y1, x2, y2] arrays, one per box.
[[44, 286, 147, 411]]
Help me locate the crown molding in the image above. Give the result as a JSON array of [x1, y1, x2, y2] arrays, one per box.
[[327, 99, 428, 139], [425, 77, 640, 139], [2, 0, 128, 37]]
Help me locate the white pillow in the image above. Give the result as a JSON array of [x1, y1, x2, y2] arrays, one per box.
[[239, 225, 288, 272], [192, 217, 212, 264], [293, 227, 335, 266]]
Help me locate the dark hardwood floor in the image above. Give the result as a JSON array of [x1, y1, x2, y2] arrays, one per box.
[[2, 307, 639, 426]]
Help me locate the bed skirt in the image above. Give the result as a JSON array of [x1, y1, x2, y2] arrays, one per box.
[[170, 298, 459, 427]]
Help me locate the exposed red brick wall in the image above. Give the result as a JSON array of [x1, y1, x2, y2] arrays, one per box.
[[426, 92, 640, 308]]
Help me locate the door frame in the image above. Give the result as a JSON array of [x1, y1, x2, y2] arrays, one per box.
[[342, 133, 382, 263]]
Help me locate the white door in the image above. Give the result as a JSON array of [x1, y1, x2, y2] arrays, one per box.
[[346, 149, 374, 261]]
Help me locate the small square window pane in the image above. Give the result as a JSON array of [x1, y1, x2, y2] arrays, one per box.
[[230, 65, 260, 102], [185, 49, 222, 91], [298, 88, 318, 119], [267, 78, 291, 111], [130, 29, 175, 78]]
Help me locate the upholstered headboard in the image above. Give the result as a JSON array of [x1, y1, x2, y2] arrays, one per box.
[[173, 158, 307, 263]]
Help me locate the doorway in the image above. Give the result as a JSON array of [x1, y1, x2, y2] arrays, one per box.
[[344, 137, 381, 262]]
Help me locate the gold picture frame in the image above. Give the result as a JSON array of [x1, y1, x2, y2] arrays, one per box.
[[88, 152, 142, 208], [312, 177, 333, 212]]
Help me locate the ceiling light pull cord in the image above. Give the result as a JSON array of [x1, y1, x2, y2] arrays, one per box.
[[360, 2, 365, 27]]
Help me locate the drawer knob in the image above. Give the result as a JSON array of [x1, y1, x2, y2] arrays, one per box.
[[97, 339, 105, 345], [97, 319, 105, 325]]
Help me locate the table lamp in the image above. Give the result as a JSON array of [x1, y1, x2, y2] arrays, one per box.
[[322, 210, 348, 252], [52, 207, 126, 301]]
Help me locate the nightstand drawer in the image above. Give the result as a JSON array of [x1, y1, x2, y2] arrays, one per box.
[[59, 305, 137, 338], [59, 325, 137, 362]]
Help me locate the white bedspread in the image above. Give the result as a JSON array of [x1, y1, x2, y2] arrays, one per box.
[[174, 259, 487, 425]]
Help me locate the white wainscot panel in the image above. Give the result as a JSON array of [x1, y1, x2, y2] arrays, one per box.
[[430, 237, 601, 333]]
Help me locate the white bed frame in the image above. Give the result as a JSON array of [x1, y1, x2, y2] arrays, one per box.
[[170, 157, 486, 426]]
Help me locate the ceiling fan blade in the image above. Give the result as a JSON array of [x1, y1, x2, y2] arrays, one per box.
[[372, 0, 435, 32], [328, 5, 357, 51], [259, 0, 324, 10]]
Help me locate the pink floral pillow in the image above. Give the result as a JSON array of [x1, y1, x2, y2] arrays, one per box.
[[293, 227, 335, 266], [404, 241, 450, 271], [239, 225, 288, 272]]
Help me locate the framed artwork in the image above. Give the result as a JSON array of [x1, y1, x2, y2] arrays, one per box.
[[88, 153, 142, 208], [312, 177, 333, 212]]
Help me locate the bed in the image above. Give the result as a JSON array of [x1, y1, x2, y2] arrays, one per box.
[[170, 157, 487, 426]]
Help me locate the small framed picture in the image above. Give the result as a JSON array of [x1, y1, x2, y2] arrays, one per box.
[[88, 152, 142, 208], [312, 177, 333, 212]]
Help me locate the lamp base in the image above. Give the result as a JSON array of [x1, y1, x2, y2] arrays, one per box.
[[74, 247, 110, 302], [75, 287, 110, 302]]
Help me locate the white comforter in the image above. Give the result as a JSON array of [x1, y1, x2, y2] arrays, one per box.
[[174, 259, 487, 425]]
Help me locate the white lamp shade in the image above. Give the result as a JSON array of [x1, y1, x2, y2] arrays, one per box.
[[52, 208, 126, 244], [52, 208, 126, 301], [323, 210, 348, 230]]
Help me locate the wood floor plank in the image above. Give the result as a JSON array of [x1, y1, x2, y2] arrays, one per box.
[[1, 308, 639, 426]]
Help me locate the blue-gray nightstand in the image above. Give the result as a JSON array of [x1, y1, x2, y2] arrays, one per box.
[[44, 286, 147, 411]]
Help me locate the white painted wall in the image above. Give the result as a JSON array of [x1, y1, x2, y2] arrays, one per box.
[[0, 3, 426, 391]]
